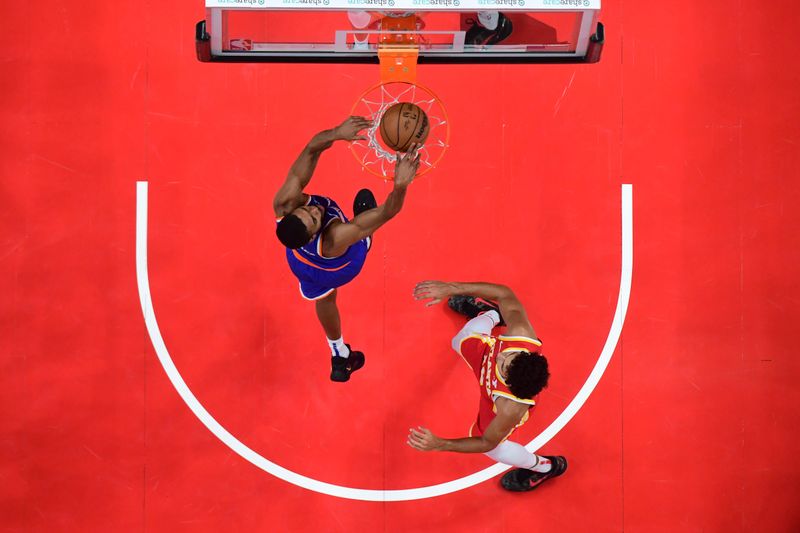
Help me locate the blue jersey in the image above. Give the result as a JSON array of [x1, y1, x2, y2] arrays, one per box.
[[280, 195, 371, 300]]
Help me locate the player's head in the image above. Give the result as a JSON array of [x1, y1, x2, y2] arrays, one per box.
[[276, 205, 324, 249], [504, 351, 550, 399]]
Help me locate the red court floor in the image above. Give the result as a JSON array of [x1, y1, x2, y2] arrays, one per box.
[[2, 1, 799, 531]]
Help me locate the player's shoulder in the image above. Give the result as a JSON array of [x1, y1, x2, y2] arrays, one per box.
[[312, 195, 346, 216], [494, 394, 533, 415], [275, 193, 311, 219], [497, 334, 542, 350], [307, 194, 328, 205]]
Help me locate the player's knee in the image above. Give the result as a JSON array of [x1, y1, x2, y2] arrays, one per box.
[[315, 289, 337, 306], [451, 334, 463, 352], [483, 442, 502, 459]]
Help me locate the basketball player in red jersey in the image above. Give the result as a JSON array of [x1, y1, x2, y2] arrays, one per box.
[[274, 116, 421, 383], [409, 280, 567, 492]]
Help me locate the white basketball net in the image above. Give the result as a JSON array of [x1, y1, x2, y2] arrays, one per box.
[[350, 82, 449, 179]]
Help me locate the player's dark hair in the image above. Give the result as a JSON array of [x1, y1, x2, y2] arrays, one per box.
[[276, 214, 312, 249], [505, 352, 550, 400]]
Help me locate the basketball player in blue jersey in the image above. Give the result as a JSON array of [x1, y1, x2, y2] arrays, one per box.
[[273, 116, 421, 383]]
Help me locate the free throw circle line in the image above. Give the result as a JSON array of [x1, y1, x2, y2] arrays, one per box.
[[135, 181, 633, 501]]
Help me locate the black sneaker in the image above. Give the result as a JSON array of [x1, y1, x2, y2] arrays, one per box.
[[447, 295, 505, 327], [465, 13, 513, 46], [500, 456, 568, 492], [330, 344, 365, 382], [353, 189, 377, 217]]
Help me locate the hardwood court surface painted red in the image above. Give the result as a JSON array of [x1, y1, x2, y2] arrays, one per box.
[[1, 1, 799, 531]]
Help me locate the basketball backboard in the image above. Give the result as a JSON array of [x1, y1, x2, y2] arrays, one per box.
[[196, 0, 604, 64]]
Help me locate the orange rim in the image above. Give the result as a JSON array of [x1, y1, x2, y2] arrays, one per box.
[[349, 81, 450, 180]]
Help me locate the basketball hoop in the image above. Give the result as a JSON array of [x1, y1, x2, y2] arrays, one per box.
[[349, 14, 450, 180], [350, 82, 449, 180]]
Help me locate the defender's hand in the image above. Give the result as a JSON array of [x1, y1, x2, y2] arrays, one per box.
[[335, 116, 372, 141], [413, 280, 457, 306], [407, 426, 444, 451], [393, 144, 421, 189]]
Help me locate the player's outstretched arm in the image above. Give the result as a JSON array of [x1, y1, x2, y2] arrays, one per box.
[[407, 400, 528, 454], [323, 145, 420, 256], [413, 280, 538, 339], [273, 116, 372, 217]]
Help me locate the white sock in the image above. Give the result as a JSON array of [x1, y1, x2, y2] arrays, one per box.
[[530, 455, 553, 473], [485, 442, 553, 473], [327, 337, 350, 358], [452, 312, 497, 351], [477, 11, 500, 31], [480, 309, 501, 327]]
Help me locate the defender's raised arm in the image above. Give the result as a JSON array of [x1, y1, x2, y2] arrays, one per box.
[[413, 280, 537, 339]]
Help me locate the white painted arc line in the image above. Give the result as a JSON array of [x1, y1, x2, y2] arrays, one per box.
[[135, 181, 633, 502], [525, 183, 633, 452]]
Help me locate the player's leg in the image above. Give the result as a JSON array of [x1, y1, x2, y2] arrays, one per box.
[[485, 440, 551, 471], [486, 440, 568, 492], [354, 188, 377, 217], [466, 11, 513, 45], [314, 288, 344, 347], [451, 310, 502, 352], [314, 289, 366, 382], [351, 188, 378, 250], [477, 11, 500, 31], [353, 188, 378, 244]]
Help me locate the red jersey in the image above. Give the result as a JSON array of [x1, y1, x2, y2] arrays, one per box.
[[457, 333, 543, 439]]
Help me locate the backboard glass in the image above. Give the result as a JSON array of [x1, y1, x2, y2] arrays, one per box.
[[196, 0, 604, 63]]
